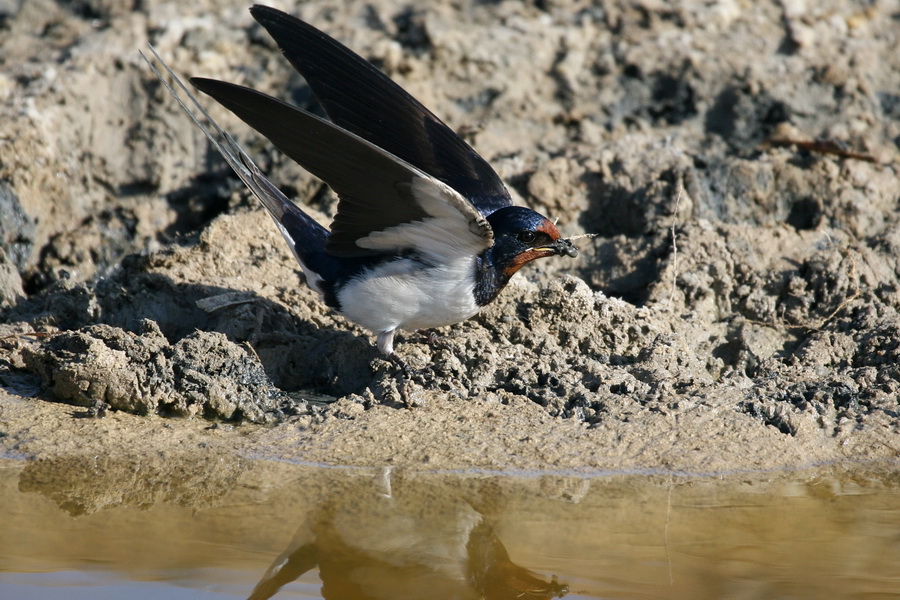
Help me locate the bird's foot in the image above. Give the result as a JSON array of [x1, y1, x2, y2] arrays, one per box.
[[388, 352, 415, 378], [388, 352, 426, 407], [419, 330, 461, 356]]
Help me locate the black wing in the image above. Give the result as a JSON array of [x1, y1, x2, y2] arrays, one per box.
[[190, 78, 493, 259], [249, 4, 513, 216]]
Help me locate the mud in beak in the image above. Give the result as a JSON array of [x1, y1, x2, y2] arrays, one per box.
[[547, 237, 578, 258]]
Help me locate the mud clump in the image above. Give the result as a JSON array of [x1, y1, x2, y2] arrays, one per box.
[[20, 320, 307, 423]]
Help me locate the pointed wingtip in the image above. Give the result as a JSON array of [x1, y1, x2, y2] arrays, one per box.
[[189, 77, 217, 96], [249, 4, 286, 24]]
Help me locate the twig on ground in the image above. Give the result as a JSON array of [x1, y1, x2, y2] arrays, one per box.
[[666, 175, 685, 312]]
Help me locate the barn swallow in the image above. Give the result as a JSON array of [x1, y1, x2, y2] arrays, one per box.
[[144, 5, 578, 376]]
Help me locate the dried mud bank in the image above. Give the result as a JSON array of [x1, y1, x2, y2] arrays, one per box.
[[1, 0, 899, 472]]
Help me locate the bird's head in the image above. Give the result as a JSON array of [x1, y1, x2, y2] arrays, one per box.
[[484, 206, 577, 278]]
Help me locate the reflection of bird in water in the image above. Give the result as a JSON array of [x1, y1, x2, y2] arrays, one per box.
[[247, 472, 568, 600]]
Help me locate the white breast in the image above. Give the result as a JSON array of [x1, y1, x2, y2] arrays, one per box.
[[335, 255, 481, 334]]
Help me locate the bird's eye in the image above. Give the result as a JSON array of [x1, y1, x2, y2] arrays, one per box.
[[518, 231, 537, 244]]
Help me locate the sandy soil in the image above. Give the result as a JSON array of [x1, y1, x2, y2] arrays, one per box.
[[1, 0, 899, 474]]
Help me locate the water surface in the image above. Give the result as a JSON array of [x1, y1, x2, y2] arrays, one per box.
[[2, 458, 898, 599]]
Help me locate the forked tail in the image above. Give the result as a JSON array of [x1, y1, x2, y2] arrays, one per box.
[[140, 46, 328, 256]]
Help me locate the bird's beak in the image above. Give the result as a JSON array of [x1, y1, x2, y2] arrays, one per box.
[[538, 237, 578, 258]]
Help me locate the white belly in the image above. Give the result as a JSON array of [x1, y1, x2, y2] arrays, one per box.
[[335, 255, 481, 333]]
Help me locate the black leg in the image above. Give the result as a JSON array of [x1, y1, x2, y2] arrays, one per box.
[[389, 352, 416, 408], [389, 352, 414, 378]]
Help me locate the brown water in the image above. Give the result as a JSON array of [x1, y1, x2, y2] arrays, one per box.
[[2, 457, 899, 599]]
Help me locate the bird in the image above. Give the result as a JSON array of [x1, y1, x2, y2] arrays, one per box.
[[143, 4, 579, 377]]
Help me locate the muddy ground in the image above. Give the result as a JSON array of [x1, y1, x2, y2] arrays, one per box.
[[0, 0, 898, 475]]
